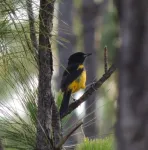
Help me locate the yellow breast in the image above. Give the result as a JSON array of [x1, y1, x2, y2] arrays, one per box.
[[68, 70, 86, 93]]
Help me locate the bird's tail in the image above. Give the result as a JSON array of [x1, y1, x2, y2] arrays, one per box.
[[60, 90, 71, 118]]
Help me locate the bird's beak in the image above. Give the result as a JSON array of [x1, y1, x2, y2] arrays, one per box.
[[85, 53, 92, 57]]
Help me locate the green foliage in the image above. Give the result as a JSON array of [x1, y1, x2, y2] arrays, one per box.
[[0, 89, 37, 150], [0, 0, 38, 100], [56, 91, 63, 109], [0, 0, 117, 150], [76, 136, 114, 150]]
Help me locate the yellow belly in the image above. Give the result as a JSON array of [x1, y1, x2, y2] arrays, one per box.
[[68, 70, 86, 93]]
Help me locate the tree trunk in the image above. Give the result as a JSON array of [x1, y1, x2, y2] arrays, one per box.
[[36, 0, 55, 150], [81, 0, 98, 138], [116, 0, 148, 150]]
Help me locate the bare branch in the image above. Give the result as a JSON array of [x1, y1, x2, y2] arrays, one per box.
[[55, 121, 83, 149], [61, 64, 116, 119], [104, 46, 108, 73]]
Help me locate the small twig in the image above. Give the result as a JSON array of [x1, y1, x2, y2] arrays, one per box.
[[55, 121, 83, 149], [81, 125, 86, 139], [61, 64, 116, 118], [104, 46, 108, 73]]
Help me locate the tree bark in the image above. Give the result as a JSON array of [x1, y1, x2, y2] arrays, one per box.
[[116, 0, 148, 150], [36, 0, 55, 150], [52, 100, 62, 146], [81, 0, 98, 138]]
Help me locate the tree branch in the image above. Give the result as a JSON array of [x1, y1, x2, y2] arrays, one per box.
[[55, 121, 83, 149], [104, 46, 108, 73], [26, 0, 38, 61], [61, 64, 116, 119]]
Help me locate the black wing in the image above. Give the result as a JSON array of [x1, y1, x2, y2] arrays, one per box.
[[60, 64, 83, 92]]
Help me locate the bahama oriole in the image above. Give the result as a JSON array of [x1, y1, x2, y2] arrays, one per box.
[[60, 52, 91, 117]]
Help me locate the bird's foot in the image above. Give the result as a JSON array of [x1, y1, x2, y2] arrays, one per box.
[[90, 82, 97, 91], [86, 82, 97, 91], [71, 95, 76, 102], [72, 98, 76, 102]]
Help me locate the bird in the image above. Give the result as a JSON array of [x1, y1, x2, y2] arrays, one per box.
[[60, 52, 92, 118]]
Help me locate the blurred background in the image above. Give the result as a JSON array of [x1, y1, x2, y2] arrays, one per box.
[[0, 0, 118, 149], [55, 0, 118, 146]]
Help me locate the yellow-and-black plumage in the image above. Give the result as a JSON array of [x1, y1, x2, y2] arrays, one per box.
[[60, 52, 91, 117]]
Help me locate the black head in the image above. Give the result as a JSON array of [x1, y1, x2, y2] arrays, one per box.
[[68, 52, 92, 65]]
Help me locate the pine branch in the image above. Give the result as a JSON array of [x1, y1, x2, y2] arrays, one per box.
[[26, 0, 38, 61]]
